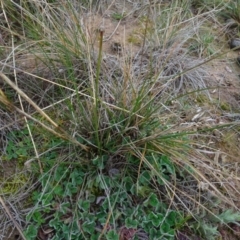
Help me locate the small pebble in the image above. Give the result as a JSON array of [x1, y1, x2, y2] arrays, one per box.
[[225, 18, 239, 29], [225, 66, 232, 73], [229, 38, 240, 49]]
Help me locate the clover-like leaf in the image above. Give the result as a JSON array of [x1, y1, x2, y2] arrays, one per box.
[[144, 193, 159, 208], [70, 169, 84, 185], [160, 155, 175, 175], [78, 199, 90, 211], [106, 230, 119, 240], [24, 224, 38, 240], [125, 217, 138, 228], [148, 212, 163, 227], [82, 221, 96, 234], [53, 185, 64, 196], [32, 211, 45, 225], [139, 170, 151, 185]]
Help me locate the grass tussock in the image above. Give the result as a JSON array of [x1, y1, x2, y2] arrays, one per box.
[[0, 0, 240, 239]]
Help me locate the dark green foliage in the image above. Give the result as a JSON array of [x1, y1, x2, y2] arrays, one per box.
[[24, 153, 183, 239]]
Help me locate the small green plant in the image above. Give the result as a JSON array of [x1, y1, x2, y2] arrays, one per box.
[[4, 127, 33, 161], [189, 30, 216, 57], [221, 0, 240, 22], [111, 12, 126, 21], [188, 209, 240, 240], [128, 33, 142, 46], [3, 122, 66, 163]]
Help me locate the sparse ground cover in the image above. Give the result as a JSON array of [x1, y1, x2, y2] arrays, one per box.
[[0, 0, 240, 239]]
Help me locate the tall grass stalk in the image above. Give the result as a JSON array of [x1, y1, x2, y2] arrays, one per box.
[[92, 29, 104, 152]]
